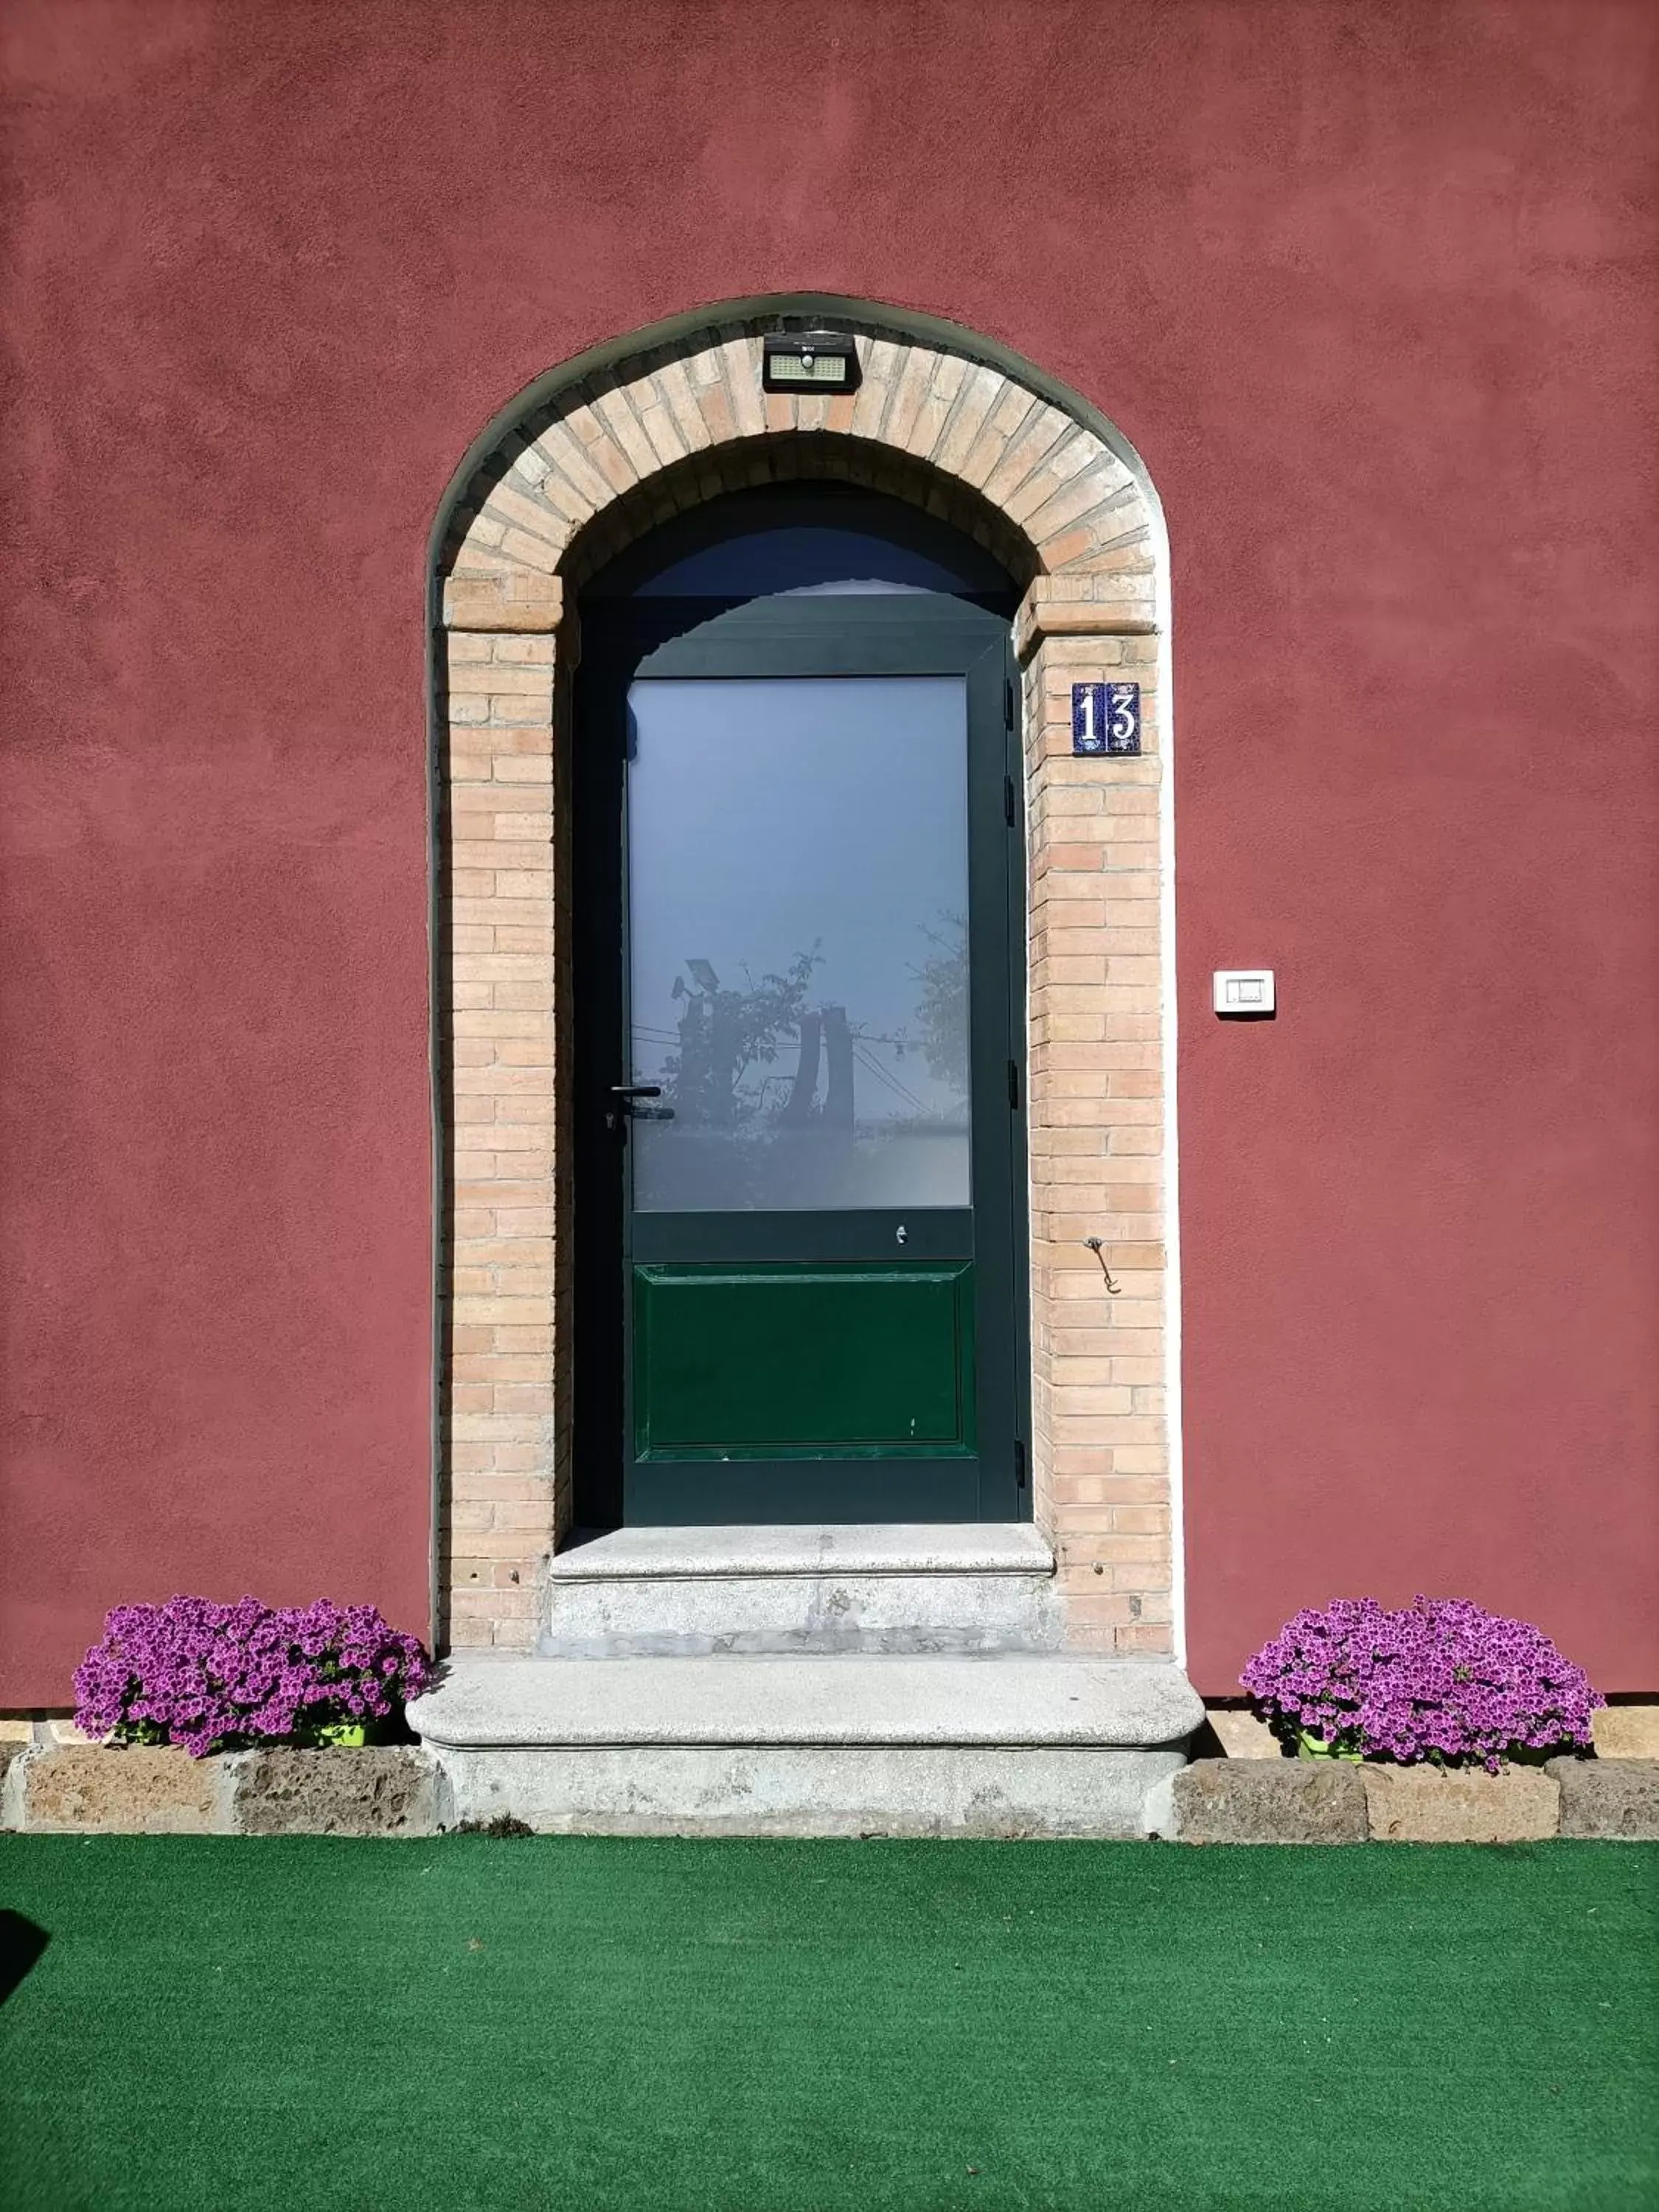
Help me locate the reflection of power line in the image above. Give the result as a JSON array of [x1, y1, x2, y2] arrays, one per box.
[[638, 1020, 919, 1052], [851, 1042, 930, 1116]]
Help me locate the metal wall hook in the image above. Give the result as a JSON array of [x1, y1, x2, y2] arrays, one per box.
[[1083, 1237, 1120, 1294]]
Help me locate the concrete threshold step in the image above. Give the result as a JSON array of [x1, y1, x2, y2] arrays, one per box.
[[416, 1653, 1194, 1747], [548, 1525, 1056, 1578], [409, 1655, 1201, 1839], [540, 1524, 1061, 1658]]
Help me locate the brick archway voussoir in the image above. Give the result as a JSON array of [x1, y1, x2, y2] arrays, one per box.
[[442, 332, 1159, 635]]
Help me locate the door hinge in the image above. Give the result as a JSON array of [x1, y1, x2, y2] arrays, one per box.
[[1004, 773, 1016, 827], [1014, 1439, 1027, 1491], [1007, 1060, 1020, 1110], [1004, 676, 1016, 729]]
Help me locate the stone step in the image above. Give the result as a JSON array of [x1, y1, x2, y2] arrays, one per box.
[[540, 1523, 1062, 1657], [409, 1653, 1201, 1838]]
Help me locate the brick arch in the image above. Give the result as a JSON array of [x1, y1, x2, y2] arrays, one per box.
[[441, 321, 1161, 627], [434, 315, 1177, 1662], [555, 433, 1042, 596]]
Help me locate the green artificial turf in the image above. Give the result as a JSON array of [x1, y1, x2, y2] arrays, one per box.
[[1, 1837, 1654, 2212]]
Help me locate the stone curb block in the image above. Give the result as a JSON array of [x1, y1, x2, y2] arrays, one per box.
[[1, 1743, 441, 1837], [232, 1747, 439, 1837], [1590, 1708, 1659, 1759], [1203, 1709, 1281, 1760], [14, 1744, 233, 1834], [1160, 1758, 1368, 1843], [1361, 1763, 1558, 1843], [0, 1739, 22, 1828], [1548, 1756, 1659, 1840]]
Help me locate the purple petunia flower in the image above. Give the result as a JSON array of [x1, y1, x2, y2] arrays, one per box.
[[1240, 1596, 1601, 1772], [72, 1596, 433, 1756]]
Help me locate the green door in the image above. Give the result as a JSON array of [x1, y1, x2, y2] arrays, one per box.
[[574, 589, 1028, 1525]]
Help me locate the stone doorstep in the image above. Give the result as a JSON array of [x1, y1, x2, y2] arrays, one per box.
[[547, 1523, 1057, 1579], [409, 1654, 1204, 1750], [542, 1579, 1066, 1660], [1, 1742, 439, 1837], [411, 1655, 1200, 1839], [542, 1527, 1066, 1658], [439, 1744, 1185, 1840]]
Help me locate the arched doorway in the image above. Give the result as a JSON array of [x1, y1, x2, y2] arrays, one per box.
[[431, 302, 1177, 1663], [571, 484, 1029, 1528]]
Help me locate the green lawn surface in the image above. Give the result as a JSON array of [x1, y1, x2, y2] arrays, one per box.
[[1, 1836, 1654, 2212]]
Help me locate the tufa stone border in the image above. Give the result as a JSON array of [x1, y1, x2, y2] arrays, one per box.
[[1590, 1704, 1659, 1759], [1360, 1762, 1557, 1845], [4, 1739, 1655, 1841], [1, 1742, 442, 1837], [1153, 1758, 1368, 1844], [1152, 1757, 1659, 1844], [232, 1747, 439, 1837], [1550, 1755, 1659, 1840]]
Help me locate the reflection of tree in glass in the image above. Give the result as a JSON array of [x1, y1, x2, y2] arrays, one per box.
[[663, 948, 821, 1125], [913, 912, 969, 1098]]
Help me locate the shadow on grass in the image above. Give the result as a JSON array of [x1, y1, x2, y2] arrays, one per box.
[[0, 1910, 48, 2006]]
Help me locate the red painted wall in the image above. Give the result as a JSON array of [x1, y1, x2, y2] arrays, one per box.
[[3, 0, 1655, 1703]]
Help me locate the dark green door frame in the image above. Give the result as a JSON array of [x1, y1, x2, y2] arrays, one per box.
[[573, 594, 1030, 1526]]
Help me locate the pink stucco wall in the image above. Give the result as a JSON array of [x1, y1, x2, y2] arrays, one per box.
[[2, 0, 1655, 1701]]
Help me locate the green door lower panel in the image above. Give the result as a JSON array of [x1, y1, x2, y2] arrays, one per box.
[[633, 1262, 975, 1460]]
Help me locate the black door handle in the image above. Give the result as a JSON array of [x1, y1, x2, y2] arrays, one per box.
[[605, 1082, 673, 1133]]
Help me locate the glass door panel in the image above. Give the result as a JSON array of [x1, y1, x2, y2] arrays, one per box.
[[626, 677, 972, 1214]]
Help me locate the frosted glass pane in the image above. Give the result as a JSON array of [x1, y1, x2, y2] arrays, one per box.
[[627, 677, 972, 1212]]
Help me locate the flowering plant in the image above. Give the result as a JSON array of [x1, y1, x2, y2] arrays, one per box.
[[1241, 1596, 1600, 1772], [73, 1596, 433, 1759]]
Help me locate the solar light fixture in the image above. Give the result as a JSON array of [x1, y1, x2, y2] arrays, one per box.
[[761, 329, 859, 394]]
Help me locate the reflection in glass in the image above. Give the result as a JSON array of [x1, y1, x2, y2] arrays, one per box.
[[637, 525, 980, 599], [627, 677, 972, 1211], [607, 489, 1015, 604]]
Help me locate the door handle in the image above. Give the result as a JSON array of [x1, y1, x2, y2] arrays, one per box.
[[605, 1083, 673, 1132]]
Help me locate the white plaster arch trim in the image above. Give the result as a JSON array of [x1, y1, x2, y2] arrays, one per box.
[[433, 307, 1180, 1665]]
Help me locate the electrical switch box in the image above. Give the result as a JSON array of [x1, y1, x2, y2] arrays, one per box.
[[1213, 970, 1275, 1015]]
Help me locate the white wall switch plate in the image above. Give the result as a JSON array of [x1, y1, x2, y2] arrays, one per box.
[[1213, 969, 1275, 1014]]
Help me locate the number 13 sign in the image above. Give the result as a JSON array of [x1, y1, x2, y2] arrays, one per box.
[[1071, 681, 1141, 757]]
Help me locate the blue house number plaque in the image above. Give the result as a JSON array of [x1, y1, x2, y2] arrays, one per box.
[[1072, 681, 1141, 756]]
